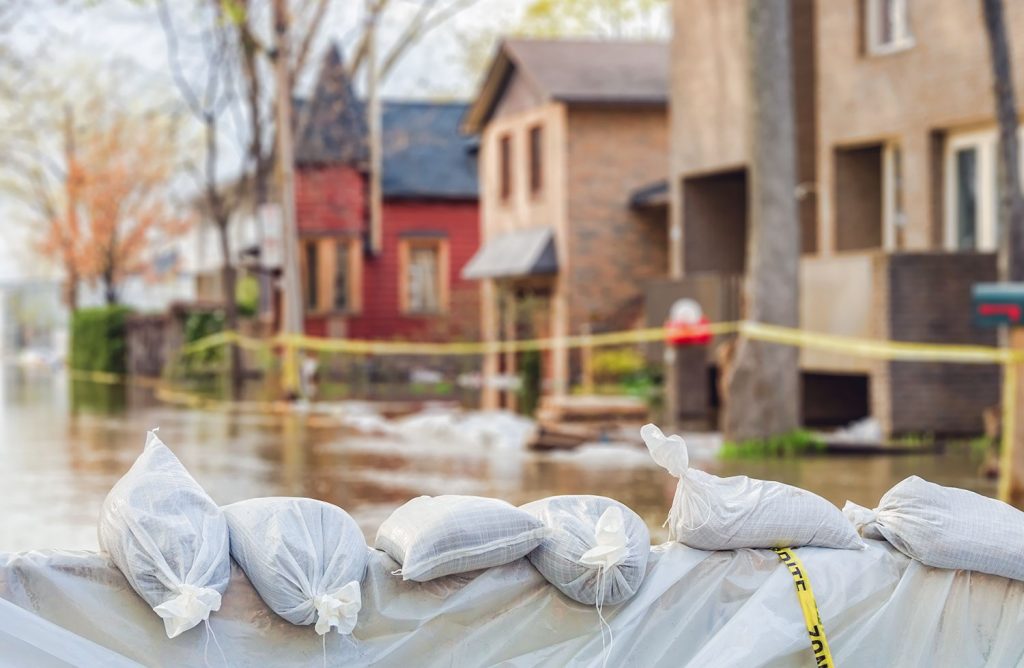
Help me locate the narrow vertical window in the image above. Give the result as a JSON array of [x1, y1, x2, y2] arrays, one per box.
[[304, 241, 318, 310], [500, 134, 512, 201], [865, 0, 912, 55], [529, 125, 543, 195], [333, 240, 349, 311]]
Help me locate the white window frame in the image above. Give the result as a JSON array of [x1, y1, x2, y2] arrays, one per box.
[[882, 141, 905, 251], [865, 0, 914, 56], [944, 128, 1000, 252]]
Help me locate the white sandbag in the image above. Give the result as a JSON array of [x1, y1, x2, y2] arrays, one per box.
[[641, 424, 863, 550], [844, 475, 1024, 581], [97, 429, 230, 638], [520, 495, 650, 605], [223, 497, 369, 635], [375, 495, 548, 582]]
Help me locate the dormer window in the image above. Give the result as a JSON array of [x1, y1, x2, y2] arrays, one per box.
[[865, 0, 913, 55]]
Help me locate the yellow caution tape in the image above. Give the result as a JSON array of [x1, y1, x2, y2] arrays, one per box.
[[772, 547, 835, 668], [178, 320, 1021, 363]]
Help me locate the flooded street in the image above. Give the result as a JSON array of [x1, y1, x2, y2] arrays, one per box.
[[0, 365, 997, 553]]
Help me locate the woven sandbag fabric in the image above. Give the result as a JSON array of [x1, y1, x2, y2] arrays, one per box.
[[223, 497, 369, 635], [844, 476, 1024, 581], [641, 424, 864, 551], [520, 495, 650, 606], [375, 495, 549, 582], [97, 430, 230, 638]]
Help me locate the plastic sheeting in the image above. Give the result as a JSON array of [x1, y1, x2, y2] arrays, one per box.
[[2, 541, 1024, 667]]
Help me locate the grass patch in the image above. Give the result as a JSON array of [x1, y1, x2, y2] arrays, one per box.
[[720, 429, 826, 459]]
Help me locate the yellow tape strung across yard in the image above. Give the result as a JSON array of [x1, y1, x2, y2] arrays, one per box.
[[179, 320, 1021, 363], [771, 547, 835, 668]]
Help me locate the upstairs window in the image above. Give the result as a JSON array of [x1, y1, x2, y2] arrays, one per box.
[[865, 0, 913, 55], [529, 125, 543, 195], [499, 134, 512, 201]]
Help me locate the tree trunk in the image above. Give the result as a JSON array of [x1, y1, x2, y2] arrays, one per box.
[[982, 0, 1024, 282], [981, 0, 1024, 506], [722, 0, 801, 441], [103, 271, 116, 306]]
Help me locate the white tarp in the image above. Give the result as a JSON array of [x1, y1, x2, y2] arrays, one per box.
[[2, 541, 1024, 667]]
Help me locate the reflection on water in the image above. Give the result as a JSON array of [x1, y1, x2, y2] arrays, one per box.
[[0, 365, 997, 552]]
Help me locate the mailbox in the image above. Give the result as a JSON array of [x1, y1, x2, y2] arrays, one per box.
[[666, 298, 712, 346], [972, 283, 1024, 328]]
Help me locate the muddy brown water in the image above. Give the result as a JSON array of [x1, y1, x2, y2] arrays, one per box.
[[0, 366, 997, 552]]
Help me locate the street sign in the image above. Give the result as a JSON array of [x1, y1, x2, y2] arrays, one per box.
[[972, 283, 1024, 327]]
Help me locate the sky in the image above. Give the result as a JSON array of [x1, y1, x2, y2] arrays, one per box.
[[0, 0, 526, 282]]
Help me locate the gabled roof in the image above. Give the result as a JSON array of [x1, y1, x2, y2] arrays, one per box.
[[463, 38, 669, 134], [295, 45, 478, 199], [296, 45, 368, 166], [382, 102, 477, 199]]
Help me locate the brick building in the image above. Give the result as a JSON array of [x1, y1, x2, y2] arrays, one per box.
[[664, 0, 1020, 434], [462, 39, 669, 409], [294, 47, 479, 341]]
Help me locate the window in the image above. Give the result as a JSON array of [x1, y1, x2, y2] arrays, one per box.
[[865, 0, 913, 55], [301, 237, 362, 313], [304, 241, 318, 310], [499, 134, 512, 201], [529, 125, 543, 195], [399, 237, 449, 315], [882, 142, 905, 250], [944, 129, 1002, 252]]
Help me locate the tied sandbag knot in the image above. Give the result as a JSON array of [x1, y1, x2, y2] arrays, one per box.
[[313, 581, 361, 636], [154, 583, 222, 639]]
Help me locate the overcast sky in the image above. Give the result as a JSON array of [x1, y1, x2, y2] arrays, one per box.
[[0, 0, 532, 282]]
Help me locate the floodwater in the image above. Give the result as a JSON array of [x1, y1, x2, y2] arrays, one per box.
[[0, 365, 998, 553]]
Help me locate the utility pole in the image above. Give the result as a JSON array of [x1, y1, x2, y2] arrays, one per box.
[[273, 0, 303, 396], [366, 8, 383, 256]]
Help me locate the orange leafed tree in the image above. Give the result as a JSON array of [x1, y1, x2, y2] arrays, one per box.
[[34, 110, 189, 306]]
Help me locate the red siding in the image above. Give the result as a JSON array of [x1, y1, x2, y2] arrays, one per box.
[[296, 165, 365, 234], [297, 165, 479, 341], [348, 200, 480, 341]]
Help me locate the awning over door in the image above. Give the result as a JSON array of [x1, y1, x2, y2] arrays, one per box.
[[461, 226, 558, 280]]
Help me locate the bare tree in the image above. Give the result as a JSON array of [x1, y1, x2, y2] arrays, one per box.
[[158, 0, 246, 389], [722, 0, 801, 441]]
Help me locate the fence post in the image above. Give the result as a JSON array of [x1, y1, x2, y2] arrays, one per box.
[[581, 323, 594, 394], [1001, 330, 1024, 505]]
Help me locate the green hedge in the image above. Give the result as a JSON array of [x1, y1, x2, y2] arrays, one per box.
[[70, 306, 132, 373]]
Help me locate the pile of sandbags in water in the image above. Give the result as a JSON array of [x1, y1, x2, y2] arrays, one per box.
[[96, 423, 1024, 649]]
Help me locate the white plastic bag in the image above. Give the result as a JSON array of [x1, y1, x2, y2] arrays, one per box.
[[520, 495, 650, 605], [223, 497, 369, 635], [375, 495, 548, 582], [641, 424, 863, 550], [844, 475, 1024, 581], [98, 430, 230, 638]]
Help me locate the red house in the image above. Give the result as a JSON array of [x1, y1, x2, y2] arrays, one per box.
[[294, 47, 479, 341]]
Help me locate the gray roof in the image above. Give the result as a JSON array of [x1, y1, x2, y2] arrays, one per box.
[[461, 227, 558, 280], [296, 45, 368, 166], [382, 102, 477, 200], [505, 39, 669, 103], [463, 39, 669, 133]]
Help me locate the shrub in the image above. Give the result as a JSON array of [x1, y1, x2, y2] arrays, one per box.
[[720, 429, 826, 459], [70, 306, 132, 373]]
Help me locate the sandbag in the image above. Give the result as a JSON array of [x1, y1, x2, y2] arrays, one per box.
[[641, 424, 863, 550], [844, 475, 1024, 581], [375, 495, 548, 582], [520, 495, 649, 605], [223, 497, 369, 635], [97, 429, 230, 638]]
